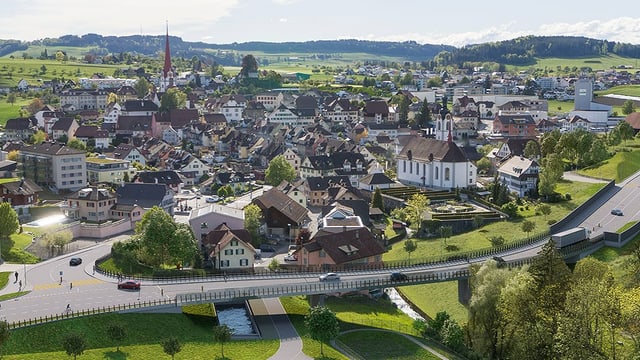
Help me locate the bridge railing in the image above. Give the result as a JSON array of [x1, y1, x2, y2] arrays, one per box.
[[93, 231, 550, 284], [7, 297, 176, 330]]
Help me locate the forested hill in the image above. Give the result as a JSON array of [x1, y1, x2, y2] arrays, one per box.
[[442, 36, 640, 66], [1, 34, 640, 66]]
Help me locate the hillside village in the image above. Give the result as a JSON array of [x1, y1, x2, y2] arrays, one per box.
[[2, 31, 640, 272]]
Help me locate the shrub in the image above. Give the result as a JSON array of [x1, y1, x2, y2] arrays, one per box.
[[548, 219, 557, 225], [564, 193, 572, 201]]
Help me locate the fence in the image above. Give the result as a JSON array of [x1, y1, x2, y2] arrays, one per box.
[[8, 298, 176, 330]]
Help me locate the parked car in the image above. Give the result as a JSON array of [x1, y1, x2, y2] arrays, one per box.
[[390, 272, 407, 281], [319, 272, 340, 281], [284, 254, 297, 261], [69, 257, 82, 266], [117, 280, 141, 290], [611, 208, 623, 216], [259, 244, 276, 252]]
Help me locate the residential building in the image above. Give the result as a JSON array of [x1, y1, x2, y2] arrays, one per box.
[[62, 186, 117, 222], [298, 227, 385, 267], [50, 117, 79, 142], [59, 89, 109, 110], [201, 223, 257, 270], [86, 155, 136, 185], [493, 113, 538, 138], [0, 177, 42, 218], [497, 156, 539, 197], [20, 142, 87, 192], [115, 183, 175, 216], [255, 92, 284, 111], [252, 187, 310, 239], [3, 118, 35, 142], [74, 125, 111, 149]]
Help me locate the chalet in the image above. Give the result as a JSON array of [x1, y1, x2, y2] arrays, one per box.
[[201, 223, 257, 271], [298, 227, 385, 267]]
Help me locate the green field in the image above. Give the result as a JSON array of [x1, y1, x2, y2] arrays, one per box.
[[510, 54, 639, 73], [0, 58, 119, 87]]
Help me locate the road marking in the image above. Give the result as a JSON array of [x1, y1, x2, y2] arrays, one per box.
[[32, 278, 105, 291]]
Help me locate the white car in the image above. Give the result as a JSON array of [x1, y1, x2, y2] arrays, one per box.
[[205, 195, 220, 203], [319, 272, 340, 281], [284, 254, 297, 261]]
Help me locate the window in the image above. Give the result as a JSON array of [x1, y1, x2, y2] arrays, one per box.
[[319, 250, 326, 258], [445, 168, 450, 181], [240, 259, 248, 266], [224, 249, 233, 255], [235, 249, 244, 255], [435, 167, 439, 180]]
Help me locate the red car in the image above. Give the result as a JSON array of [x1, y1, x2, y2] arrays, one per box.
[[117, 280, 141, 290]]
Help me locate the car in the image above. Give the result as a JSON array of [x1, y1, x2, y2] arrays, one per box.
[[611, 208, 624, 216], [69, 257, 82, 266], [284, 254, 297, 261], [390, 272, 407, 281], [205, 195, 219, 203], [319, 272, 340, 281], [117, 280, 141, 290], [259, 244, 276, 252]]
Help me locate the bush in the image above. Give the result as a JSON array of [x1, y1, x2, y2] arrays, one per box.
[[547, 219, 557, 225], [564, 193, 572, 201]]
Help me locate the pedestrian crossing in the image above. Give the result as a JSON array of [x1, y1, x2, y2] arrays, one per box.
[[32, 278, 105, 291]]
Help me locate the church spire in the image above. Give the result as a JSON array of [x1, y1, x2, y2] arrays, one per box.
[[162, 21, 172, 78]]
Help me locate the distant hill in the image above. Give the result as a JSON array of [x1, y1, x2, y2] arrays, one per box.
[[2, 34, 640, 67]]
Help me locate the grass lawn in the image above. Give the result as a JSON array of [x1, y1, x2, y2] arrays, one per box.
[[590, 233, 640, 287], [0, 96, 30, 126], [577, 146, 640, 182], [1, 312, 278, 360], [382, 180, 604, 324], [337, 331, 442, 360]]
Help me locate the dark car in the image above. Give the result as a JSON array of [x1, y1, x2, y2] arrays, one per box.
[[390, 272, 407, 281], [69, 257, 82, 266], [611, 208, 623, 216], [117, 280, 141, 290]]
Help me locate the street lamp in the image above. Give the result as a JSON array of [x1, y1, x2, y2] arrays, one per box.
[[288, 223, 292, 246]]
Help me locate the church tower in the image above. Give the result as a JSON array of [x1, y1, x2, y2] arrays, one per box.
[[435, 96, 453, 142], [159, 22, 174, 93]]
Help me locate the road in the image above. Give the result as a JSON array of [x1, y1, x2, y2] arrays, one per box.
[[2, 171, 638, 324]]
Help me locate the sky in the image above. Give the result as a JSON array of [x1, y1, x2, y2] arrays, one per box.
[[3, 0, 640, 47]]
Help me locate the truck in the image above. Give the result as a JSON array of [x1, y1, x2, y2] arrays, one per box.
[[551, 227, 590, 248]]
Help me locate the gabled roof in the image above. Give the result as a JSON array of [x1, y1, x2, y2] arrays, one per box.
[[304, 227, 385, 265], [363, 100, 389, 116], [115, 183, 171, 208], [123, 99, 158, 112], [155, 108, 199, 129], [117, 115, 152, 132], [252, 188, 309, 225], [306, 176, 351, 191], [4, 118, 32, 130], [75, 125, 109, 138], [50, 117, 76, 131], [134, 170, 184, 185], [397, 136, 469, 163], [67, 186, 115, 201], [0, 178, 43, 195], [625, 112, 640, 130], [498, 156, 539, 177], [359, 172, 395, 186], [494, 113, 536, 125]]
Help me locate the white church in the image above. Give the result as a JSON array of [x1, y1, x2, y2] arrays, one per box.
[[396, 112, 477, 190]]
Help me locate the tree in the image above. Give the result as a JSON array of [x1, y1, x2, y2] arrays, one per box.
[[67, 138, 87, 151], [26, 98, 44, 115], [106, 323, 126, 352], [415, 99, 432, 128], [213, 324, 233, 359], [240, 54, 258, 78], [523, 140, 540, 159], [371, 187, 384, 212], [62, 333, 86, 360], [264, 155, 296, 186], [6, 92, 16, 106], [0, 203, 19, 244], [404, 239, 417, 261], [397, 95, 409, 123], [476, 157, 492, 174], [41, 230, 73, 257], [622, 100, 636, 115], [161, 336, 181, 360], [468, 260, 517, 359], [0, 320, 10, 358], [159, 87, 186, 112], [135, 206, 198, 268], [7, 150, 19, 161], [489, 235, 505, 247], [540, 129, 561, 157], [439, 225, 452, 246], [521, 220, 536, 237], [123, 172, 130, 183], [614, 120, 634, 145], [537, 204, 552, 220], [305, 306, 340, 356], [244, 204, 262, 245], [405, 193, 430, 233], [133, 77, 150, 98]]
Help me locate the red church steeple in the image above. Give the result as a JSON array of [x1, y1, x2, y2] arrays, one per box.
[[162, 22, 172, 78]]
